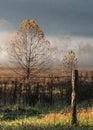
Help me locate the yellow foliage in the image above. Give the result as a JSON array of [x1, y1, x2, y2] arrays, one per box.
[[20, 19, 44, 38], [63, 50, 77, 69]]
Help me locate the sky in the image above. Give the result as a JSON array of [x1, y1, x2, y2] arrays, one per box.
[[0, 0, 93, 68]]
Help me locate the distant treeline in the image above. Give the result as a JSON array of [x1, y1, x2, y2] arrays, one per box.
[[0, 70, 93, 106]]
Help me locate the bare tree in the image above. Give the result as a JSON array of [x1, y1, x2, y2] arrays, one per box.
[[9, 20, 52, 82]]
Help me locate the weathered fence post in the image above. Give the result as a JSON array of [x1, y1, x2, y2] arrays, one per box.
[[71, 69, 78, 125]]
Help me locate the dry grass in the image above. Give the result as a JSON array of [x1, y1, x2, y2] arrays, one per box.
[[0, 104, 93, 130], [40, 107, 93, 124]]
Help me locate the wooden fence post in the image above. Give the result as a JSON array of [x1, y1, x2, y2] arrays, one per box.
[[71, 69, 78, 125]]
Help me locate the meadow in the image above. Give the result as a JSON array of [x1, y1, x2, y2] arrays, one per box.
[[0, 101, 93, 130], [0, 67, 93, 130]]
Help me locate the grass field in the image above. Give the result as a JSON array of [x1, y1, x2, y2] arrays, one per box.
[[0, 67, 93, 129], [0, 101, 93, 130]]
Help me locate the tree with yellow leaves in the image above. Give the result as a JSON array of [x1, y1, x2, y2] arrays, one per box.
[[63, 50, 77, 70], [9, 20, 51, 81]]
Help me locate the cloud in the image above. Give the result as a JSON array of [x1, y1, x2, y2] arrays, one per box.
[[0, 19, 14, 32], [0, 32, 12, 64], [0, 19, 16, 45], [0, 19, 15, 64], [0, 19, 9, 25], [0, 0, 93, 38]]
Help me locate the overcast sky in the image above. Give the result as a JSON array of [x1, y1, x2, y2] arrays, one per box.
[[0, 0, 93, 68]]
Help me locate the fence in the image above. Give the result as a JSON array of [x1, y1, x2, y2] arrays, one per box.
[[0, 69, 93, 106]]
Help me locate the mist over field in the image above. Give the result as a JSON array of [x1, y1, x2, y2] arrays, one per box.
[[0, 31, 93, 68]]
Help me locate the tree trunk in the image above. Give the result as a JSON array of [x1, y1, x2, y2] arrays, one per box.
[[71, 69, 78, 125]]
